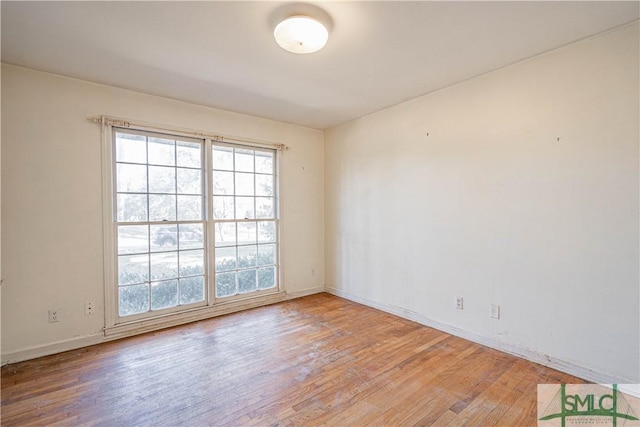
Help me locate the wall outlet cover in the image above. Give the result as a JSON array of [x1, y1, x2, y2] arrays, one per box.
[[490, 304, 500, 319]]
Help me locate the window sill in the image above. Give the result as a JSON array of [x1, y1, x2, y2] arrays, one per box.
[[104, 291, 286, 339]]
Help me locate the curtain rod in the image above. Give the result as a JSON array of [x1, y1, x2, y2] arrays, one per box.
[[88, 115, 289, 151]]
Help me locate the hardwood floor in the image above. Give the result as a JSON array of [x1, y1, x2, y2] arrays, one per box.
[[2, 293, 584, 426]]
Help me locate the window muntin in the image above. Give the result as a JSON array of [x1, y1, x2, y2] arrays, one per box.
[[110, 129, 280, 321], [212, 144, 278, 298], [114, 130, 206, 317]]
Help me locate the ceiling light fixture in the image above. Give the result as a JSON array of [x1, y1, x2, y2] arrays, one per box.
[[274, 15, 328, 54]]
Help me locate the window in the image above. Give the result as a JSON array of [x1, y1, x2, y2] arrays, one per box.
[[114, 130, 206, 318], [212, 145, 278, 297], [110, 128, 279, 323]]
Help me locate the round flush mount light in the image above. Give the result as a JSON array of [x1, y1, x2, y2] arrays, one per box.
[[274, 15, 328, 54]]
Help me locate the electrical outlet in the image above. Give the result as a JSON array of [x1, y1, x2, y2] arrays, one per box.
[[48, 309, 60, 323], [455, 297, 463, 310], [490, 304, 500, 319], [311, 267, 316, 277], [85, 301, 95, 315]]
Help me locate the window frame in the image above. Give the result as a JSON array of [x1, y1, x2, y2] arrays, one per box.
[[209, 141, 280, 303], [101, 123, 283, 330], [111, 128, 208, 323]]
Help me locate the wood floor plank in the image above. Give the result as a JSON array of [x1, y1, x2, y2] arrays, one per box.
[[2, 293, 585, 426]]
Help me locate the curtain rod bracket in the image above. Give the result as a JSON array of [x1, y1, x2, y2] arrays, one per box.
[[88, 116, 130, 128]]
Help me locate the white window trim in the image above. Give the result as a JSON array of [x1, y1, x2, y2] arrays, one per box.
[[111, 128, 209, 323], [97, 116, 287, 336], [209, 140, 282, 302]]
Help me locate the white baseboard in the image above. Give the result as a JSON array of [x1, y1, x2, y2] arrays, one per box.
[[4, 285, 630, 385], [285, 285, 325, 299], [1, 288, 323, 366], [325, 286, 636, 385], [1, 333, 108, 366]]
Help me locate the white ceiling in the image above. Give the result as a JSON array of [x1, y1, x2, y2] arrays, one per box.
[[2, 1, 638, 130]]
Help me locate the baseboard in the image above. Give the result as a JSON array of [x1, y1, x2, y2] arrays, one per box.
[[325, 286, 636, 385], [4, 285, 631, 384], [285, 285, 325, 299], [104, 288, 322, 339], [1, 288, 323, 366], [1, 333, 108, 366]]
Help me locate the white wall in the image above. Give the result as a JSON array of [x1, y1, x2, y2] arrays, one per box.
[[1, 65, 324, 359], [325, 23, 639, 383]]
